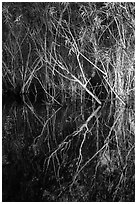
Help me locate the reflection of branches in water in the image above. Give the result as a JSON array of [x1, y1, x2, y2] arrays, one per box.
[[33, 106, 62, 144], [3, 93, 134, 201], [23, 99, 63, 159], [43, 106, 101, 185], [22, 94, 134, 200]]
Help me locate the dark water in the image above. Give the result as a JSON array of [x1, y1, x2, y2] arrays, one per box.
[[2, 98, 116, 201]]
